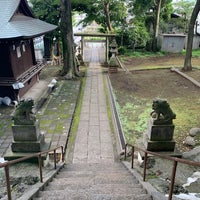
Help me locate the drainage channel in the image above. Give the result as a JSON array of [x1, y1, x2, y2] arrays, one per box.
[[106, 74, 126, 151]]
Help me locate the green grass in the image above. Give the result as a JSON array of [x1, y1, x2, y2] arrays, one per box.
[[121, 48, 200, 58], [121, 49, 166, 58], [114, 91, 200, 151], [181, 49, 200, 57], [116, 97, 152, 144], [64, 68, 87, 160], [70, 74, 86, 135]]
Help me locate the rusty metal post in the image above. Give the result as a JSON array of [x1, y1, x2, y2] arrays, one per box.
[[61, 146, 64, 162], [124, 144, 127, 160], [38, 154, 43, 183], [81, 36, 84, 60], [143, 152, 148, 181], [54, 149, 57, 169], [168, 160, 178, 200], [5, 165, 12, 200], [131, 146, 134, 169]]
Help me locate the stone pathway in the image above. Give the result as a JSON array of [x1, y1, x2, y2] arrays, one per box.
[[0, 79, 80, 158], [73, 63, 115, 163], [33, 59, 152, 200]]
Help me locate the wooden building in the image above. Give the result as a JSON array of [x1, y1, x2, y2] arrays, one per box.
[[0, 0, 57, 100]]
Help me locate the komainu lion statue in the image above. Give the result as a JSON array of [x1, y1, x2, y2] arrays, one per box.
[[151, 98, 176, 125], [12, 99, 36, 125]]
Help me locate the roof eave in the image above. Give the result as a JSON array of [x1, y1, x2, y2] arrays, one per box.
[[0, 28, 57, 40]]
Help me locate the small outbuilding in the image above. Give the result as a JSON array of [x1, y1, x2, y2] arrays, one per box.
[[0, 0, 57, 100], [159, 34, 186, 53]]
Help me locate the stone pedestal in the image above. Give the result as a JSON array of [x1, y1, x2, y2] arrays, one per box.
[[12, 120, 40, 142], [4, 120, 51, 162], [109, 66, 118, 73], [143, 119, 176, 152], [11, 120, 48, 152]]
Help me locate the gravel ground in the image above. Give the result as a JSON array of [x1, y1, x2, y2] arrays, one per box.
[[0, 159, 60, 199]]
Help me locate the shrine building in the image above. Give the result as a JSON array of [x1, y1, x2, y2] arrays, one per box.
[[0, 0, 57, 100]]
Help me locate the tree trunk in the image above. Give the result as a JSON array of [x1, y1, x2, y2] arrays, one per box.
[[103, 1, 113, 32], [152, 0, 162, 51], [43, 36, 52, 61], [183, 0, 200, 71], [60, 0, 79, 77]]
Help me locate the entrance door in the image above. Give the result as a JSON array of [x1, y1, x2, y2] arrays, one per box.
[[83, 41, 106, 63]]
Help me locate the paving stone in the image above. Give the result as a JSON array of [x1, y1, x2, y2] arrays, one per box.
[[1, 59, 152, 200]]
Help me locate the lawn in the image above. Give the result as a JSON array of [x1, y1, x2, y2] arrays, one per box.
[[109, 51, 200, 152]]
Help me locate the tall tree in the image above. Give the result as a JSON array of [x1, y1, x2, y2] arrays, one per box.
[[103, 1, 113, 32], [183, 0, 200, 71], [152, 0, 162, 51], [30, 0, 60, 60], [72, 0, 127, 32], [129, 0, 172, 51], [60, 0, 79, 77]]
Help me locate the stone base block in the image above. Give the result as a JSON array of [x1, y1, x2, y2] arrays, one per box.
[[142, 132, 176, 152], [12, 121, 40, 141], [11, 135, 45, 152], [136, 139, 182, 160], [147, 119, 174, 141], [109, 67, 118, 73], [144, 139, 176, 151], [4, 141, 51, 163]]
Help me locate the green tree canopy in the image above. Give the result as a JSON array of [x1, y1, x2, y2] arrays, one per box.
[[31, 0, 78, 77], [173, 0, 195, 20], [72, 0, 127, 32], [128, 0, 173, 51], [30, 0, 60, 59]]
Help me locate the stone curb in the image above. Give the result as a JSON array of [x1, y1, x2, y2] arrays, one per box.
[[171, 67, 200, 88], [122, 161, 181, 200]]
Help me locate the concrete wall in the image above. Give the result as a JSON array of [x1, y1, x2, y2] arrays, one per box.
[[160, 34, 186, 53]]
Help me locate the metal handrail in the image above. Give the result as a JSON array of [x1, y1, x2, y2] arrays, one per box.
[[124, 143, 200, 200], [0, 146, 64, 200]]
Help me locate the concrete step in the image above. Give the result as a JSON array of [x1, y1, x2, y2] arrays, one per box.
[[55, 172, 139, 184], [38, 184, 145, 194], [33, 193, 152, 200], [34, 190, 152, 200], [33, 162, 152, 200], [63, 162, 129, 172], [56, 170, 132, 178], [45, 182, 142, 191], [56, 169, 130, 178]]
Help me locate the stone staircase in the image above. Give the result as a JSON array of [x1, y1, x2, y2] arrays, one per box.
[[33, 162, 152, 200]]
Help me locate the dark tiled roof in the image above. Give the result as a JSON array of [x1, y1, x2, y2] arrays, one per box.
[[0, 0, 57, 39]]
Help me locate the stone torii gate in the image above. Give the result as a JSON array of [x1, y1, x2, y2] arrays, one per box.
[[74, 33, 116, 64]]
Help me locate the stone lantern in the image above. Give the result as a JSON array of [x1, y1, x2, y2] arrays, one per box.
[[77, 45, 84, 65], [109, 39, 118, 57], [108, 39, 119, 73]]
